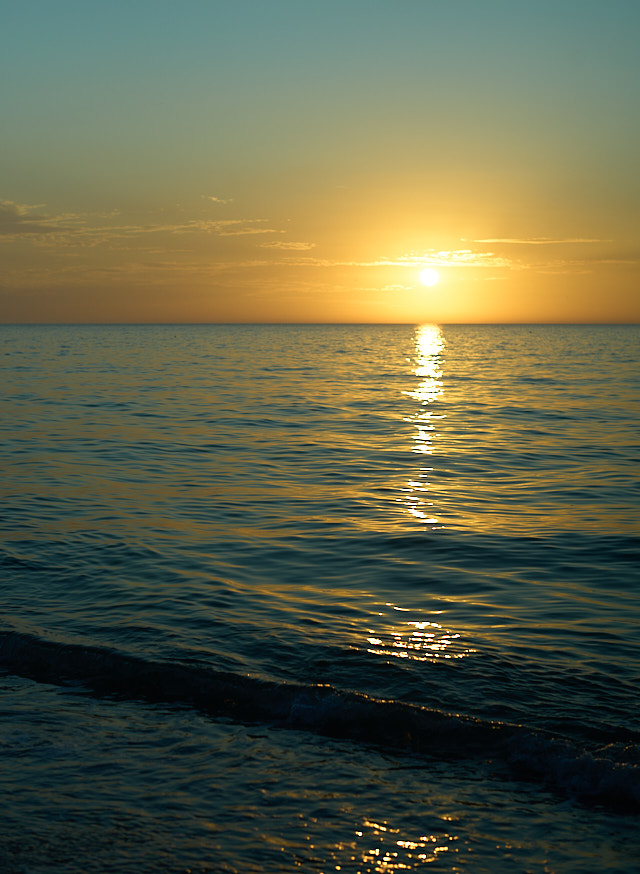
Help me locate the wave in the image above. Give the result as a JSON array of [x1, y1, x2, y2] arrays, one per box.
[[0, 628, 638, 813]]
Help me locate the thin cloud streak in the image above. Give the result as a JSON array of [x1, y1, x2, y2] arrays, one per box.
[[473, 238, 610, 245], [271, 250, 519, 270], [0, 200, 282, 244], [260, 241, 316, 250], [202, 195, 234, 205], [0, 200, 84, 236]]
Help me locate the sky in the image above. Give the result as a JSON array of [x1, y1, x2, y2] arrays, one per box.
[[2, 0, 639, 323]]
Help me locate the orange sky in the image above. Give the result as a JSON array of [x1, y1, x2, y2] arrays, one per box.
[[2, 1, 639, 323]]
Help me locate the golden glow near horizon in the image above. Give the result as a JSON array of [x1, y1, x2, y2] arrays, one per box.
[[1, 3, 639, 323]]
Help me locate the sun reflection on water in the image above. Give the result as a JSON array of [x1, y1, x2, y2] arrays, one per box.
[[366, 604, 475, 662], [400, 324, 445, 527], [349, 817, 458, 870], [411, 324, 445, 402]]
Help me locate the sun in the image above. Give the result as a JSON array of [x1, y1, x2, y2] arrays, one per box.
[[419, 268, 439, 287]]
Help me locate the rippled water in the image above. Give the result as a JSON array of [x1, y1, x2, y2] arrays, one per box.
[[1, 323, 638, 872]]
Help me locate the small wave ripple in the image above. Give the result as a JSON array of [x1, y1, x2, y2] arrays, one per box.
[[1, 629, 638, 814]]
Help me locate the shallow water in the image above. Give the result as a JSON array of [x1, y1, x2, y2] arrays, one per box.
[[1, 323, 639, 871]]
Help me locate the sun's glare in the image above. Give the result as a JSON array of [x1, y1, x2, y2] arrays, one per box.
[[419, 268, 439, 287]]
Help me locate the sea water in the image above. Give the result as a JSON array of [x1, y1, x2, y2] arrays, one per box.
[[0, 323, 638, 873]]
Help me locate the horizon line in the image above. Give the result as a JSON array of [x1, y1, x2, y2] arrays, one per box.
[[1, 321, 638, 327]]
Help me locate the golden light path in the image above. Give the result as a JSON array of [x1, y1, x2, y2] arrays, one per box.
[[362, 325, 476, 667]]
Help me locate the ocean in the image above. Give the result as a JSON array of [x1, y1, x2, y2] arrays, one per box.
[[0, 322, 638, 873]]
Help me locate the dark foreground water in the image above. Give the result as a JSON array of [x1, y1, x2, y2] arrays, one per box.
[[0, 323, 638, 873]]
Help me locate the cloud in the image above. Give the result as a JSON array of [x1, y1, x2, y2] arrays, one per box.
[[470, 238, 640, 271], [0, 200, 81, 236], [472, 237, 609, 245], [83, 218, 277, 238], [0, 201, 281, 247], [388, 250, 515, 268], [275, 249, 517, 270], [213, 221, 281, 236], [260, 240, 316, 250], [202, 195, 234, 205]]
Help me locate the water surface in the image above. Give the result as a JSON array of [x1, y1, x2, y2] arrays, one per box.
[[1, 323, 638, 872]]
